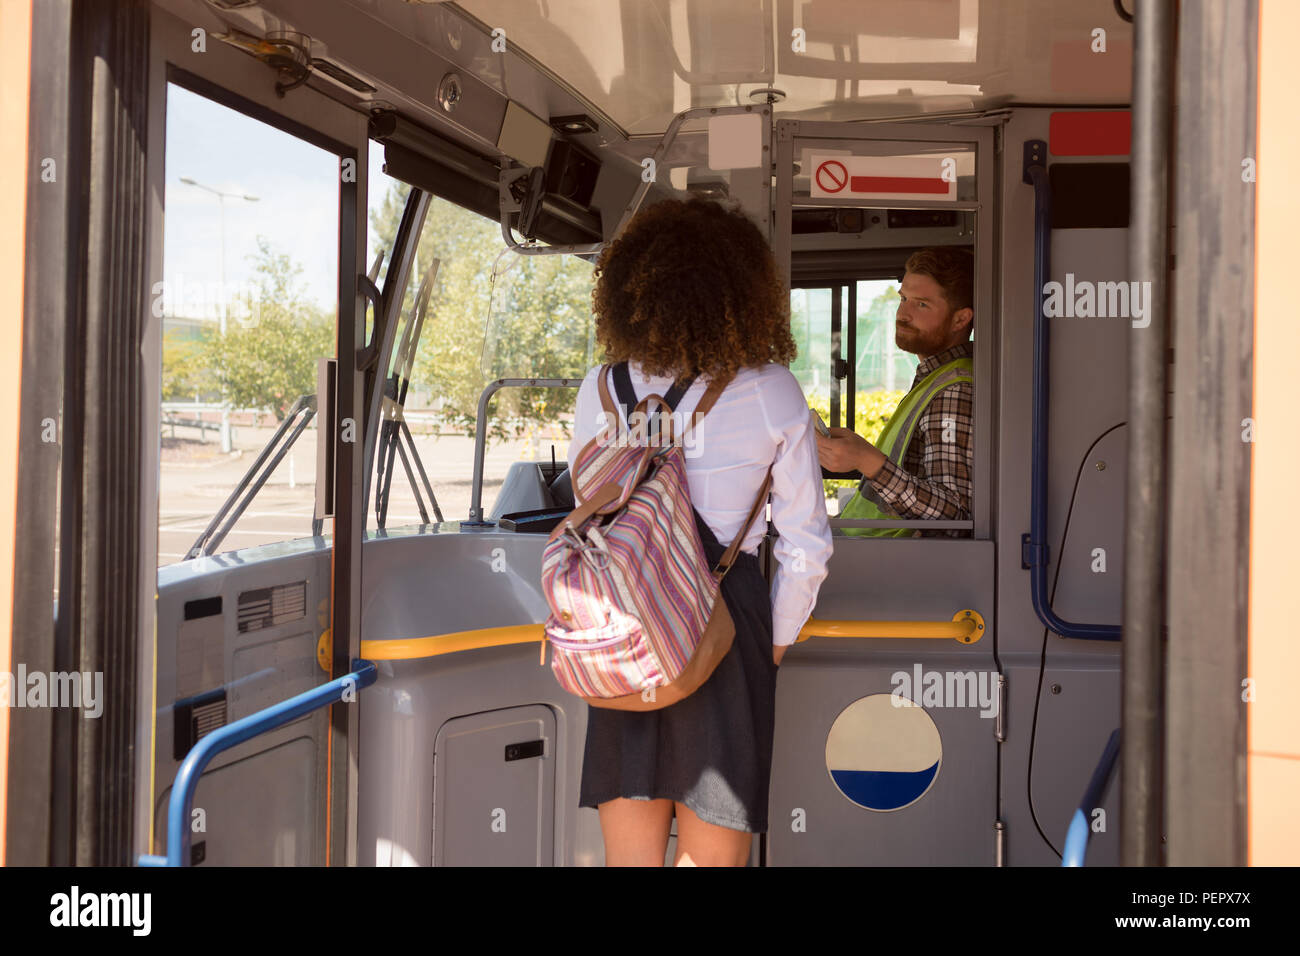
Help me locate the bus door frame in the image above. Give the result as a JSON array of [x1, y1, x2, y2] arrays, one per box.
[[140, 7, 370, 864]]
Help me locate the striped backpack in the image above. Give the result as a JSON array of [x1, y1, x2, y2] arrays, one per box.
[[540, 362, 771, 711]]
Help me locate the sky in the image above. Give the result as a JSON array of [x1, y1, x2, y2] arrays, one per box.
[[161, 83, 400, 319]]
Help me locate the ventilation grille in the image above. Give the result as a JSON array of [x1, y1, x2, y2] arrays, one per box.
[[193, 697, 227, 740], [237, 582, 306, 633]]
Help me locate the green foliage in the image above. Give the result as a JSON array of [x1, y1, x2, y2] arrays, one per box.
[[201, 237, 334, 422], [808, 389, 907, 499], [369, 188, 596, 444], [161, 327, 218, 401]]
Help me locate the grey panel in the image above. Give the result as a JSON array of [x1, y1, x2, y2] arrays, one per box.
[[359, 530, 595, 866], [176, 614, 224, 700], [994, 110, 1130, 865], [433, 705, 555, 866], [360, 529, 595, 863], [1029, 666, 1121, 866], [769, 538, 997, 865], [230, 630, 319, 722], [1029, 222, 1129, 862], [770, 660, 997, 865], [155, 736, 317, 866], [360, 527, 549, 639], [813, 538, 994, 622], [153, 543, 332, 865], [1052, 426, 1127, 625], [1000, 664, 1062, 865], [1035, 227, 1129, 639]]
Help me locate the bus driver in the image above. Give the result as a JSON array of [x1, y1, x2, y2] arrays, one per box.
[[815, 247, 975, 537]]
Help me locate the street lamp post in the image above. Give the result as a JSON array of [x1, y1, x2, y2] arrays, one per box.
[[179, 177, 259, 453]]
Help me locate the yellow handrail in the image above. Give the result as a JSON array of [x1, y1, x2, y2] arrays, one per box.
[[798, 609, 985, 643], [361, 624, 542, 661], [359, 610, 985, 661]]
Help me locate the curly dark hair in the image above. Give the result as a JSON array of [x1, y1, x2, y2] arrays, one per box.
[[591, 198, 796, 383]]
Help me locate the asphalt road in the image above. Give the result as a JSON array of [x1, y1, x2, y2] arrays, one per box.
[[158, 420, 568, 566]]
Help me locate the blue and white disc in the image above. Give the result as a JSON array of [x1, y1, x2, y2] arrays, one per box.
[[825, 693, 942, 811]]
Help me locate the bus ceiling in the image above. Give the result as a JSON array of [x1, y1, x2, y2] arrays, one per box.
[[177, 0, 1133, 250]]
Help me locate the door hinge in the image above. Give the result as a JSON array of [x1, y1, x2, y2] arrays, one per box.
[[995, 673, 1006, 741], [994, 820, 1006, 866]]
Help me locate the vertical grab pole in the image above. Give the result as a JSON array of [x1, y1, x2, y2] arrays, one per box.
[[1021, 144, 1121, 641], [1123, 0, 1175, 867]]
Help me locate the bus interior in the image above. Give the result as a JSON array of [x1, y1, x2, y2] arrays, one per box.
[[3, 0, 1275, 868]]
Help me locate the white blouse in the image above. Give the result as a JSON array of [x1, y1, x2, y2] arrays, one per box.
[[567, 361, 833, 647]]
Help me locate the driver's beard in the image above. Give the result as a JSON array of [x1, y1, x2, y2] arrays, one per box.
[[895, 322, 950, 357]]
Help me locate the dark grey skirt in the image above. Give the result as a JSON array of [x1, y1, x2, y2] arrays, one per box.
[[578, 510, 778, 833]]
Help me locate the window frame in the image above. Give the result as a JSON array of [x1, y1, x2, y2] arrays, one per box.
[[774, 119, 994, 539]]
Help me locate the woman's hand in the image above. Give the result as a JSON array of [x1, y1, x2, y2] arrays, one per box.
[[773, 644, 788, 667]]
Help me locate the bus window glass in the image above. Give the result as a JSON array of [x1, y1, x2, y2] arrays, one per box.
[[364, 191, 597, 526], [157, 83, 339, 565], [790, 278, 924, 514], [853, 277, 918, 426], [790, 286, 834, 411]]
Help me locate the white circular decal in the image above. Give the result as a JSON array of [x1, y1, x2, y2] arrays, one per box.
[[825, 693, 942, 811]]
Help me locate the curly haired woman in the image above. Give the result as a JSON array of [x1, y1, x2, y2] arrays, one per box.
[[567, 198, 833, 866]]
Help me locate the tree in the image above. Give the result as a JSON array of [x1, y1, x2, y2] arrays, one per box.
[[201, 237, 334, 422], [856, 285, 911, 392], [368, 185, 596, 443], [161, 327, 218, 401]]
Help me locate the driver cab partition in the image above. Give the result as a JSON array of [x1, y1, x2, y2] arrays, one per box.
[[767, 118, 997, 867], [773, 119, 995, 540]]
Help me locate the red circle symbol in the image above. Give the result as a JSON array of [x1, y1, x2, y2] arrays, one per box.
[[816, 159, 848, 193]]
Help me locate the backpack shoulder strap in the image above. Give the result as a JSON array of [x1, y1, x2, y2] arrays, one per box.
[[596, 363, 619, 418], [611, 362, 638, 423], [714, 466, 773, 580], [679, 372, 731, 442], [603, 362, 770, 574], [611, 361, 698, 427]]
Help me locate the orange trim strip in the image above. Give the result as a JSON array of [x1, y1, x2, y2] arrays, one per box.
[[0, 0, 35, 868]]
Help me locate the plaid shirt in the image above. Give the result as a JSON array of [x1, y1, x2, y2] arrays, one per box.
[[864, 340, 974, 532]]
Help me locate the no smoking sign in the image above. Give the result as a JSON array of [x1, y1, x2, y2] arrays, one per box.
[[815, 159, 848, 194]]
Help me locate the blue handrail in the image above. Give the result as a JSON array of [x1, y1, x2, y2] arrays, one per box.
[[137, 659, 377, 867], [1021, 139, 1122, 641], [1062, 727, 1122, 866]]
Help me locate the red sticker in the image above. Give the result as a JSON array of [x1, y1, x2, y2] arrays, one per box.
[[1049, 111, 1131, 156], [849, 175, 950, 194]]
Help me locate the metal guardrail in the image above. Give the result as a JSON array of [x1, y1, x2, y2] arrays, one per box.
[[1062, 727, 1122, 867], [161, 415, 220, 437], [137, 659, 377, 867], [463, 378, 583, 526]]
